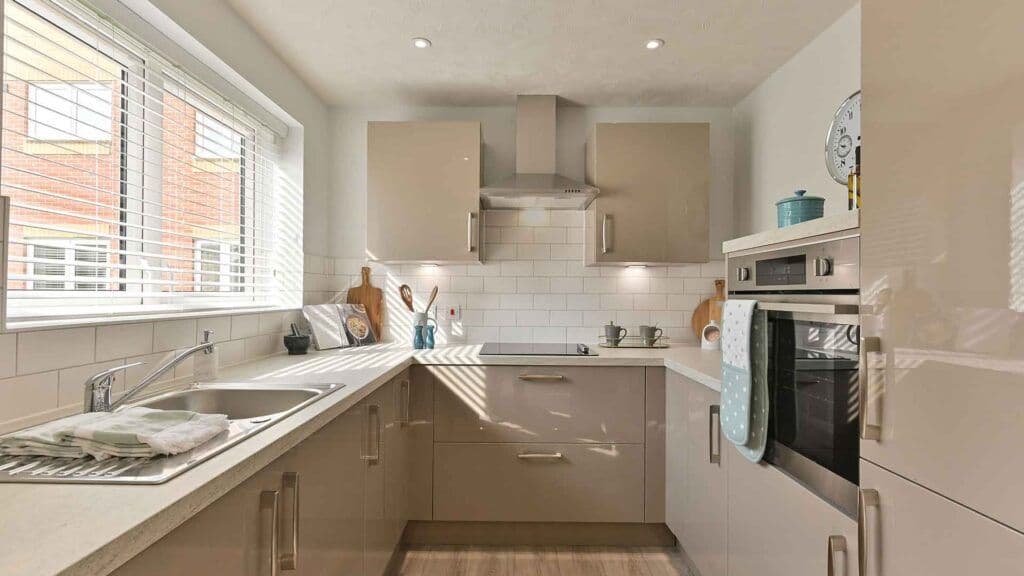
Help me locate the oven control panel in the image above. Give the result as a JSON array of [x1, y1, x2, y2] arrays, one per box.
[[728, 236, 859, 293]]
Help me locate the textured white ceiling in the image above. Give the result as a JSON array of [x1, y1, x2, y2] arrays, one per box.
[[224, 0, 858, 107]]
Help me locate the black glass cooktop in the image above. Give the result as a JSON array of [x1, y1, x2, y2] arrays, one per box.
[[479, 342, 597, 356]]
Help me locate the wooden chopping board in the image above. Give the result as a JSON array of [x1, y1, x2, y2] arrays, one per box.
[[346, 266, 383, 339], [691, 279, 726, 340]]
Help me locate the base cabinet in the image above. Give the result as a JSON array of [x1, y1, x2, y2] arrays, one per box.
[[666, 371, 728, 576], [727, 451, 857, 576], [860, 460, 1024, 576], [112, 373, 414, 576]]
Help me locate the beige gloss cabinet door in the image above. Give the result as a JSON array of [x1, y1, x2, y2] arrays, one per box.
[[110, 467, 284, 576], [727, 453, 857, 576], [282, 399, 366, 576], [431, 365, 645, 443], [678, 373, 729, 576], [859, 460, 1024, 576], [585, 122, 709, 265], [362, 380, 396, 576], [366, 121, 481, 263], [861, 0, 1024, 532], [433, 442, 644, 522]]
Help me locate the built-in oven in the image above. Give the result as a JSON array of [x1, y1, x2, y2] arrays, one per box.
[[728, 235, 861, 519]]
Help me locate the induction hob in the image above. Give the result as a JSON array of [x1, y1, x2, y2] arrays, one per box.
[[478, 342, 597, 356]]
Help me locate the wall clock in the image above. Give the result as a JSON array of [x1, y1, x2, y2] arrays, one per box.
[[825, 90, 861, 185]]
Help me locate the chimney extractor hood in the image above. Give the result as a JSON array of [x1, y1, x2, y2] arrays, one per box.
[[480, 96, 598, 210]]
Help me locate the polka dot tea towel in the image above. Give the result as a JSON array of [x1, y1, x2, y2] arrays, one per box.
[[720, 299, 757, 447]]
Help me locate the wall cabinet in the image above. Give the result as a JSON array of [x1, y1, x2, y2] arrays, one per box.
[[366, 121, 482, 263], [585, 122, 710, 265]]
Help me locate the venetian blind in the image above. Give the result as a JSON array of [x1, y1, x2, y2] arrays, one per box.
[[1, 0, 286, 324]]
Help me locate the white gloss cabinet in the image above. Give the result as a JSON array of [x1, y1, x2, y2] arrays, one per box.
[[859, 460, 1024, 576], [366, 121, 482, 263], [585, 122, 710, 265], [861, 0, 1024, 533]]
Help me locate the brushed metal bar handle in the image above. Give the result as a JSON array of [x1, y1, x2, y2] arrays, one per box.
[[859, 489, 880, 576], [601, 214, 610, 254], [827, 535, 847, 576], [518, 374, 566, 382], [395, 379, 410, 424], [517, 452, 564, 460], [709, 404, 721, 465], [260, 490, 280, 576], [280, 472, 300, 571], [859, 337, 882, 440], [467, 212, 474, 252], [361, 403, 381, 462]]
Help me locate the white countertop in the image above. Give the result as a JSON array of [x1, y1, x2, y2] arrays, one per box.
[[721, 211, 859, 254], [0, 342, 721, 576]]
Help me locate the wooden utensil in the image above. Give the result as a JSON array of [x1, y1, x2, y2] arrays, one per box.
[[424, 286, 439, 313], [691, 279, 726, 341], [399, 284, 414, 312], [346, 266, 384, 338]]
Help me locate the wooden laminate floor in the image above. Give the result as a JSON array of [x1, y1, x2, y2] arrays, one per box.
[[391, 545, 693, 576]]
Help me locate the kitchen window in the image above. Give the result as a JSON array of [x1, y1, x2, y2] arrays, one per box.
[[1, 0, 293, 327]]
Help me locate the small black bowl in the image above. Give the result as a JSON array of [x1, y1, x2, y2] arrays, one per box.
[[283, 334, 311, 355]]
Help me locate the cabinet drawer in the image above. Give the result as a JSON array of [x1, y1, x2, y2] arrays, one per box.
[[433, 442, 644, 522], [431, 365, 645, 443]]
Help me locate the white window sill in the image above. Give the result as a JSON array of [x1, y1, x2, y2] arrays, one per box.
[[4, 306, 300, 333]]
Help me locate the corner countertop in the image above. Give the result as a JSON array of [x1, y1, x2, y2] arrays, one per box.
[[0, 342, 720, 576]]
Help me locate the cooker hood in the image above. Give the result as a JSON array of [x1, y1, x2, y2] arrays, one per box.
[[480, 95, 599, 210]]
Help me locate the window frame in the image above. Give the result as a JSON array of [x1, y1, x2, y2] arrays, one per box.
[[26, 237, 110, 291], [3, 0, 278, 328], [26, 80, 113, 142]]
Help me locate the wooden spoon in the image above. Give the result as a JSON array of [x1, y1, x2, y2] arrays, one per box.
[[424, 286, 439, 313], [399, 284, 414, 312]]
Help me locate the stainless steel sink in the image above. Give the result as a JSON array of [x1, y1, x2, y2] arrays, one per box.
[[135, 387, 321, 421], [0, 382, 343, 485]]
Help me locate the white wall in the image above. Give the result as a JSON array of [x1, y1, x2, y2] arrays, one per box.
[[329, 105, 735, 260], [732, 4, 861, 236]]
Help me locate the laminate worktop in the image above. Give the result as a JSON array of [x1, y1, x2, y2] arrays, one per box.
[[0, 342, 721, 576]]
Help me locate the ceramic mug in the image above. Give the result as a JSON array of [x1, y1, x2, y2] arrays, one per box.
[[604, 323, 627, 346], [638, 325, 663, 347]]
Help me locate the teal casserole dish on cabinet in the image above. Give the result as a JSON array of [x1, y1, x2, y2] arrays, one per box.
[[776, 190, 824, 227]]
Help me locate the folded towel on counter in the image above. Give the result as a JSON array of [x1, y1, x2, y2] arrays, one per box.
[[0, 407, 229, 461]]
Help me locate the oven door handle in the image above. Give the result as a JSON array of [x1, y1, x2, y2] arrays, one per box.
[[754, 302, 860, 315]]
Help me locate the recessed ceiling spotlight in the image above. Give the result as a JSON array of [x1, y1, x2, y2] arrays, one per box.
[[645, 38, 665, 50], [412, 37, 432, 49]]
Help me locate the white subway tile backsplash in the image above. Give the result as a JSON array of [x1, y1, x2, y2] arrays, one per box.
[[618, 275, 650, 294], [0, 334, 17, 379], [600, 294, 634, 310], [451, 276, 485, 293], [667, 264, 703, 277], [565, 227, 585, 244], [154, 319, 198, 352], [668, 294, 701, 310], [517, 210, 550, 227], [565, 294, 601, 310], [550, 277, 584, 293], [701, 261, 726, 278], [617, 310, 652, 329], [486, 211, 519, 227], [584, 277, 618, 294], [483, 310, 516, 327], [533, 261, 566, 276], [484, 277, 517, 293], [684, 278, 718, 294], [650, 277, 685, 294], [467, 326, 500, 342], [499, 327, 532, 343], [468, 293, 502, 309], [485, 243, 516, 260], [634, 294, 668, 311], [96, 323, 153, 362], [500, 261, 533, 277], [516, 310, 549, 326], [500, 294, 534, 310], [59, 360, 124, 407], [516, 244, 551, 260], [196, 316, 233, 344], [501, 227, 534, 244], [532, 327, 566, 342], [533, 294, 566, 310], [466, 262, 502, 277], [550, 310, 583, 327], [17, 327, 95, 375], [550, 244, 584, 260], [533, 227, 566, 244], [516, 277, 550, 294], [547, 211, 584, 228], [0, 371, 58, 423]]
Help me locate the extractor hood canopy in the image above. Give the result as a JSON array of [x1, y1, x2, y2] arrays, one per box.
[[480, 95, 598, 210]]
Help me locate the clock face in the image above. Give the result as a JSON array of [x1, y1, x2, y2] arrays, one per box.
[[825, 91, 861, 185]]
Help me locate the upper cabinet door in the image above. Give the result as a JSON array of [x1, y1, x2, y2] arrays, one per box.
[[367, 121, 482, 263], [585, 123, 709, 265], [861, 0, 1024, 532]]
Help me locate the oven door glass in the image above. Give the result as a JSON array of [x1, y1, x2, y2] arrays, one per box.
[[765, 314, 860, 486]]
